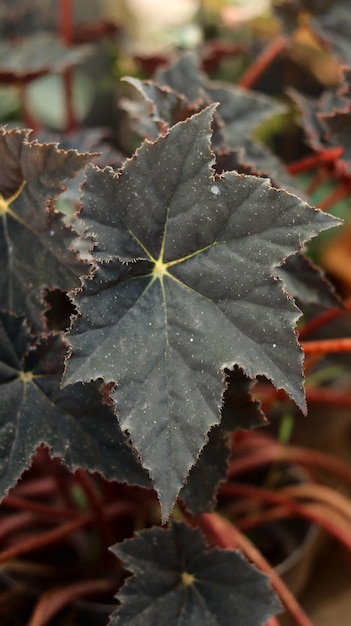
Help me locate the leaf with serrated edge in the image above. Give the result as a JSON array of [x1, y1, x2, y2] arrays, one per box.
[[64, 106, 340, 518], [0, 127, 94, 328], [0, 312, 150, 497], [110, 521, 281, 626]]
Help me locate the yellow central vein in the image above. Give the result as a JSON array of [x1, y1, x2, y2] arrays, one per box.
[[0, 181, 27, 221]]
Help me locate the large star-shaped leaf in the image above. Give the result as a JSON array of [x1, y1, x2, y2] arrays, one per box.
[[111, 521, 281, 626], [64, 106, 338, 518], [0, 312, 150, 497], [0, 127, 94, 327]]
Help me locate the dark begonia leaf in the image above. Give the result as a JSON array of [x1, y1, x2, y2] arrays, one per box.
[[321, 107, 351, 172], [0, 33, 92, 81], [64, 107, 339, 518], [206, 84, 285, 147], [289, 86, 347, 153], [156, 52, 206, 103], [0, 127, 94, 327], [290, 77, 351, 174], [155, 53, 284, 148], [111, 521, 281, 626], [179, 426, 229, 515], [122, 77, 192, 141], [0, 312, 150, 497], [277, 253, 341, 308], [180, 367, 264, 514]]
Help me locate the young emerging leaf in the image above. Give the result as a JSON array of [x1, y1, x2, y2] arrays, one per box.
[[0, 128, 94, 327], [64, 106, 339, 518], [111, 521, 282, 626], [0, 312, 150, 498]]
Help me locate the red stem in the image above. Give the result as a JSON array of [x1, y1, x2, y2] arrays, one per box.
[[305, 169, 328, 195], [58, 0, 77, 132], [219, 483, 351, 552], [302, 337, 351, 355], [307, 387, 351, 408], [287, 148, 343, 174], [299, 301, 350, 339], [0, 512, 35, 542], [2, 494, 77, 521], [74, 468, 115, 550], [14, 477, 57, 498], [196, 512, 312, 626], [28, 578, 116, 626], [265, 619, 281, 626], [0, 501, 136, 565], [228, 443, 351, 487], [318, 185, 349, 211], [59, 0, 74, 45], [238, 35, 288, 90]]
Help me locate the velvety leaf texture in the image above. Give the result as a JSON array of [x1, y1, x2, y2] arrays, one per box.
[[0, 312, 150, 497], [111, 521, 281, 626], [0, 127, 94, 327], [64, 106, 339, 518]]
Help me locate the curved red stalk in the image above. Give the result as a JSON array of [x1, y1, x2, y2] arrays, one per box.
[[196, 512, 313, 626], [302, 337, 351, 355], [318, 186, 349, 212], [219, 483, 351, 552], [59, 0, 74, 44], [2, 494, 77, 521], [75, 468, 115, 550], [228, 443, 351, 487], [287, 148, 343, 174], [0, 501, 136, 565], [14, 477, 57, 498], [299, 301, 351, 339], [306, 387, 351, 408], [238, 35, 288, 90], [0, 512, 35, 542], [28, 578, 116, 626]]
